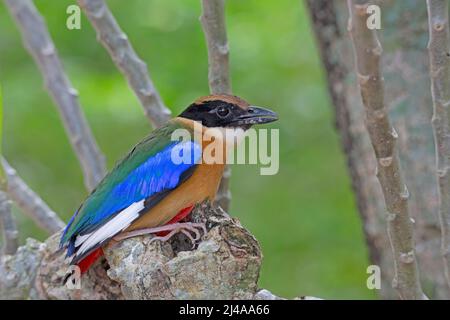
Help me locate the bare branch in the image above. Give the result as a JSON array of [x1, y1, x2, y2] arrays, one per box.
[[1, 158, 65, 234], [0, 71, 19, 255], [200, 0, 232, 211], [200, 0, 231, 94], [0, 155, 17, 257], [77, 0, 171, 128], [347, 0, 425, 299], [426, 0, 450, 289], [4, 0, 106, 191], [0, 185, 18, 256]]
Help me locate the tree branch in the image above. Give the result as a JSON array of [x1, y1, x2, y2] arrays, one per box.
[[0, 202, 290, 300], [200, 0, 232, 211], [77, 0, 171, 128], [0, 160, 17, 257], [0, 74, 19, 255], [1, 158, 64, 234], [426, 0, 450, 289], [200, 0, 231, 94], [304, 0, 384, 279], [0, 186, 18, 256], [347, 0, 426, 299], [4, 0, 106, 191]]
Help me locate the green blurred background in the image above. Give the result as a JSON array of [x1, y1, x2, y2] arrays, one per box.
[[0, 0, 374, 299]]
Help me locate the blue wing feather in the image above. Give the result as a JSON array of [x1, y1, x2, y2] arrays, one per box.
[[61, 140, 201, 246], [92, 141, 200, 224]]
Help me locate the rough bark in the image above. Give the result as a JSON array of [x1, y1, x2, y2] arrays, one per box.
[[200, 0, 232, 212], [0, 202, 277, 300], [77, 0, 171, 128], [306, 0, 447, 299], [426, 0, 450, 289], [4, 0, 106, 191]]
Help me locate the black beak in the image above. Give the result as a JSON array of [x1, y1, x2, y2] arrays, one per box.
[[232, 106, 278, 126]]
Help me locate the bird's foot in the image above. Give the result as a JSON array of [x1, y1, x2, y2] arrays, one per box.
[[149, 222, 207, 248], [114, 222, 207, 248]]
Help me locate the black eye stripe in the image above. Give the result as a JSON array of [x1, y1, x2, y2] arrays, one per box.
[[216, 106, 230, 117], [179, 100, 246, 127]]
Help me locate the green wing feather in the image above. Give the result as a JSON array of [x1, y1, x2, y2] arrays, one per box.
[[61, 119, 190, 244]]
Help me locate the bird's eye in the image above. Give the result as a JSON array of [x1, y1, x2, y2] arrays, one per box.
[[216, 106, 230, 118]]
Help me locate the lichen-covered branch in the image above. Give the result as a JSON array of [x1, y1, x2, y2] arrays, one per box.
[[77, 0, 171, 128], [347, 0, 425, 299], [4, 0, 106, 191], [1, 158, 64, 234], [426, 0, 450, 289], [0, 203, 290, 300], [200, 0, 232, 211]]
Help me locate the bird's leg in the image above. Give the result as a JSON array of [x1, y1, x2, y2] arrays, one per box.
[[113, 222, 207, 247]]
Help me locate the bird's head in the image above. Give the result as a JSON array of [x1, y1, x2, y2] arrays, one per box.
[[179, 94, 278, 130]]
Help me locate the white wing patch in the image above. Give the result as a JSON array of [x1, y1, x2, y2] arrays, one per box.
[[75, 200, 145, 257], [74, 233, 90, 247]]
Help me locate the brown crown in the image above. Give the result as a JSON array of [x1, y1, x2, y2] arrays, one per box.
[[194, 94, 250, 109]]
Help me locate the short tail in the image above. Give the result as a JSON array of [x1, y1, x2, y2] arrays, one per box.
[[77, 247, 104, 274]]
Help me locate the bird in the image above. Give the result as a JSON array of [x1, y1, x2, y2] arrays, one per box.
[[59, 94, 278, 276]]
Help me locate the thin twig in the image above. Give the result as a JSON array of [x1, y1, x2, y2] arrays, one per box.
[[77, 0, 171, 128], [200, 0, 232, 211], [4, 0, 106, 191], [1, 158, 65, 234], [426, 0, 450, 289], [347, 0, 426, 299]]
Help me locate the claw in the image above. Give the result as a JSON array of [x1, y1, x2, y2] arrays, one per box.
[[148, 228, 179, 244], [114, 222, 207, 248], [185, 224, 201, 241], [181, 230, 196, 248]]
